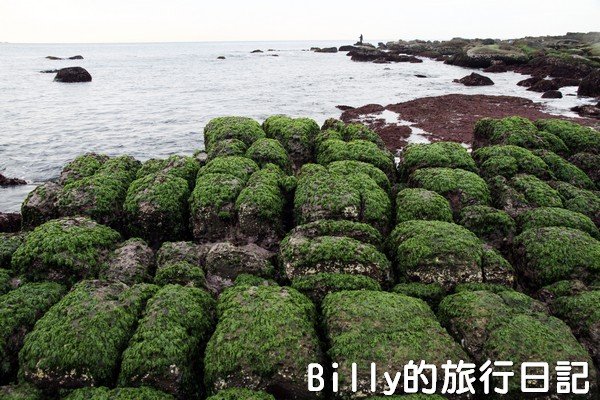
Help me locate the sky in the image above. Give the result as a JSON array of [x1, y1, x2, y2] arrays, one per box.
[[0, 0, 599, 43]]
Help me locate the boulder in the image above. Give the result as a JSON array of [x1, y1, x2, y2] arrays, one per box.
[[0, 213, 21, 233], [453, 72, 494, 86], [398, 141, 477, 179], [314, 47, 338, 53], [483, 63, 508, 73], [263, 115, 319, 170], [54, 67, 92, 83], [68, 55, 84, 60], [0, 174, 26, 186], [578, 69, 600, 97], [20, 181, 62, 228], [517, 75, 545, 87], [527, 78, 559, 92], [250, 49, 263, 53], [541, 90, 562, 98], [571, 103, 600, 118], [101, 238, 154, 284], [217, 56, 226, 60], [45, 56, 62, 60]]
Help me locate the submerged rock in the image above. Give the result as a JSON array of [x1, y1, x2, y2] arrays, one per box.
[[453, 72, 494, 86], [54, 67, 92, 83], [313, 47, 338, 53]]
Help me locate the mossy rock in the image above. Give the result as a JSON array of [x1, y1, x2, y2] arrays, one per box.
[[0, 269, 11, 296], [280, 231, 391, 285], [535, 119, 600, 155], [136, 155, 200, 189], [233, 273, 278, 288], [291, 273, 381, 303], [391, 282, 446, 309], [119, 285, 216, 398], [11, 217, 121, 285], [322, 291, 468, 397], [0, 383, 42, 400], [245, 138, 292, 173], [207, 139, 248, 160], [536, 280, 589, 303], [156, 241, 209, 269], [98, 155, 142, 183], [454, 282, 514, 294], [124, 173, 191, 246], [490, 174, 563, 216], [235, 165, 287, 249], [204, 285, 323, 398], [569, 152, 600, 187], [294, 164, 391, 233], [551, 290, 600, 365], [0, 282, 66, 381], [19, 280, 156, 390], [21, 182, 61, 229], [206, 388, 275, 400], [154, 261, 206, 288], [408, 167, 490, 213], [472, 144, 551, 180], [398, 142, 477, 179], [262, 115, 319, 169], [204, 117, 265, 152], [100, 238, 154, 284], [335, 122, 386, 149], [287, 220, 383, 249], [200, 156, 259, 181], [0, 233, 25, 269], [481, 247, 516, 287], [513, 226, 600, 289], [459, 205, 515, 250], [549, 181, 600, 226], [58, 153, 109, 186], [395, 188, 453, 224], [533, 149, 595, 189], [327, 160, 391, 193], [387, 220, 485, 290], [517, 207, 599, 239], [63, 386, 176, 400], [317, 139, 395, 181]]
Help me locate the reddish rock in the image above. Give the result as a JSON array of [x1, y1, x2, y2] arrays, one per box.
[[552, 77, 581, 88], [517, 76, 545, 87], [453, 73, 494, 86]]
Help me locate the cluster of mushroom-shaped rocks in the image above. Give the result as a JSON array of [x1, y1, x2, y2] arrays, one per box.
[[1, 114, 600, 399]]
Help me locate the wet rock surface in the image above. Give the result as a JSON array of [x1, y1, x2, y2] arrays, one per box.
[[54, 67, 92, 83]]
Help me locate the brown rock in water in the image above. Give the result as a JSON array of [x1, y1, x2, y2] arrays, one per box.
[[552, 77, 581, 88], [217, 56, 226, 60], [314, 47, 338, 53], [454, 72, 494, 86], [54, 67, 92, 83], [336, 105, 355, 111], [21, 181, 61, 228], [578, 70, 600, 97], [0, 174, 26, 186], [483, 63, 508, 73], [68, 55, 84, 60], [45, 56, 63, 60], [528, 79, 559, 92], [571, 104, 600, 119], [250, 49, 263, 53], [542, 90, 563, 99], [0, 213, 22, 233], [517, 75, 545, 87]]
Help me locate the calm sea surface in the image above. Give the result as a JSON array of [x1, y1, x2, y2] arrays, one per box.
[[0, 41, 596, 212]]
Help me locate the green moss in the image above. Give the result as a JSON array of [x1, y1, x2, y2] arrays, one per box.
[[291, 273, 381, 303], [63, 387, 176, 400], [288, 220, 383, 249], [19, 280, 157, 390], [154, 261, 206, 288], [11, 217, 121, 285], [327, 160, 391, 193], [569, 152, 600, 186], [517, 207, 599, 238], [550, 181, 600, 224], [207, 139, 248, 160], [533, 150, 595, 189], [454, 282, 514, 293], [0, 282, 66, 379], [0, 233, 25, 268], [552, 290, 599, 332], [514, 226, 600, 288], [535, 119, 600, 155], [124, 173, 190, 245], [98, 155, 141, 183], [245, 138, 292, 173], [156, 242, 207, 269], [119, 285, 215, 398], [262, 115, 319, 168], [58, 153, 109, 185], [233, 273, 278, 287], [391, 282, 446, 308], [540, 280, 588, 299], [341, 123, 386, 148], [0, 384, 42, 400], [204, 285, 322, 397], [399, 142, 477, 179], [199, 156, 259, 181], [317, 139, 395, 180], [388, 220, 484, 290], [395, 188, 453, 224], [459, 205, 515, 247], [206, 388, 275, 400], [408, 167, 491, 211], [136, 155, 200, 189], [472, 145, 551, 179], [204, 117, 265, 151], [322, 291, 468, 395], [20, 182, 61, 229], [510, 174, 563, 207], [0, 269, 10, 296]]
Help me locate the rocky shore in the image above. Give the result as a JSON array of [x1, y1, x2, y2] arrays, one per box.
[[0, 114, 599, 399]]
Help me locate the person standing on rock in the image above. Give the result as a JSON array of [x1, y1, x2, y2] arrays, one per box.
[[359, 34, 364, 45]]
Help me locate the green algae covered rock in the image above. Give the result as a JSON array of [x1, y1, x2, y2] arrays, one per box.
[[319, 119, 386, 149], [535, 119, 600, 155], [569, 152, 600, 187], [206, 388, 275, 400], [136, 155, 199, 189], [317, 139, 395, 181], [263, 115, 319, 170], [101, 238, 154, 284], [63, 386, 175, 400], [208, 139, 248, 160], [391, 282, 446, 309], [0, 269, 11, 296], [0, 233, 25, 269], [0, 282, 66, 381], [398, 142, 477, 179], [473, 144, 552, 180], [291, 273, 381, 303], [549, 181, 600, 226], [119, 285, 216, 398], [459, 205, 515, 250], [408, 167, 490, 213], [246, 138, 292, 173], [204, 285, 323, 398], [517, 207, 599, 238], [21, 182, 62, 229], [58, 153, 109, 186], [0, 383, 42, 400], [513, 226, 600, 289], [154, 261, 206, 288], [11, 217, 121, 285], [287, 219, 383, 249], [156, 241, 209, 268], [489, 174, 563, 216], [533, 149, 595, 189], [204, 117, 265, 152], [19, 280, 157, 390], [395, 188, 453, 224], [438, 290, 596, 396], [327, 160, 391, 194], [536, 280, 589, 303], [551, 290, 600, 365], [322, 291, 468, 397], [124, 173, 191, 245], [294, 164, 391, 233]]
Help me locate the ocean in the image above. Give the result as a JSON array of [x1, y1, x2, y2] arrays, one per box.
[[0, 40, 596, 212]]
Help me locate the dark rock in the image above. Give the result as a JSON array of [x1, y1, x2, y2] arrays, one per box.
[[415, 74, 427, 78], [314, 47, 338, 53], [483, 63, 508, 73], [336, 105, 355, 111], [482, 38, 496, 45], [21, 181, 62, 228], [578, 70, 600, 97], [517, 76, 545, 87], [347, 48, 421, 63], [571, 104, 600, 119], [217, 56, 226, 60], [54, 67, 92, 83], [270, 54, 279, 57], [541, 90, 563, 99], [45, 56, 63, 60], [0, 174, 26, 186], [453, 72, 494, 86], [527, 79, 559, 92], [513, 55, 593, 79], [552, 77, 581, 88], [101, 238, 154, 285], [251, 49, 263, 53], [40, 69, 59, 74], [68, 55, 83, 60], [0, 212, 22, 233], [339, 45, 358, 52], [445, 52, 492, 68]]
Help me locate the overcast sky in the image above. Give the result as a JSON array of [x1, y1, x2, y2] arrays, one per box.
[[1, 0, 599, 43]]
